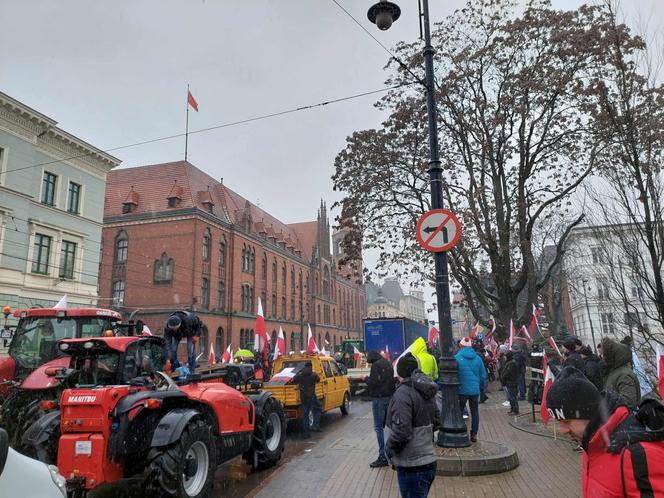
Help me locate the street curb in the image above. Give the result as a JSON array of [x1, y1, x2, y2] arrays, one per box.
[[433, 440, 519, 476]]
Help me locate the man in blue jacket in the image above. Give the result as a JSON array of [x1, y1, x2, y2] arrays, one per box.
[[455, 336, 488, 442]]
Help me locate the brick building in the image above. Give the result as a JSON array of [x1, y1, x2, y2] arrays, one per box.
[[99, 161, 365, 358]]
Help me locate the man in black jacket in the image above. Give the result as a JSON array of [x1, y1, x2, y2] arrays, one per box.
[[163, 310, 202, 372], [562, 337, 585, 372], [511, 345, 527, 400], [500, 351, 519, 415], [579, 346, 603, 391], [365, 350, 395, 468], [385, 353, 439, 498], [293, 362, 321, 439]]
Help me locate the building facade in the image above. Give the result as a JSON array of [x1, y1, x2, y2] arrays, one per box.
[[562, 225, 663, 353], [0, 91, 120, 321], [364, 278, 427, 324], [99, 161, 365, 357]]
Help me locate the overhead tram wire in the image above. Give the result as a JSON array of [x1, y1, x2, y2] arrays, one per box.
[[4, 82, 416, 176], [329, 0, 426, 88]]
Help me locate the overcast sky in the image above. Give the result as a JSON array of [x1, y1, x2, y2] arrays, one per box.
[[1, 0, 661, 317]]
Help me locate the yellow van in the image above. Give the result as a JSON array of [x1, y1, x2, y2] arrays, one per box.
[[265, 353, 351, 423]]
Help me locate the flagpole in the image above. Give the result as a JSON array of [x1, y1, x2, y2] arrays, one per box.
[[185, 84, 190, 162]]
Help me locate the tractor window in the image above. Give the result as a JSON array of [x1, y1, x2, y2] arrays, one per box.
[[142, 341, 166, 373], [73, 352, 121, 387], [123, 341, 166, 382], [322, 361, 333, 378]]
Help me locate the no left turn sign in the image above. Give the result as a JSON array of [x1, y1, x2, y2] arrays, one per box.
[[416, 209, 461, 252]]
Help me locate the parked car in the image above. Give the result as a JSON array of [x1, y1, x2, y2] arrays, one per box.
[[265, 353, 351, 425], [0, 427, 66, 497]]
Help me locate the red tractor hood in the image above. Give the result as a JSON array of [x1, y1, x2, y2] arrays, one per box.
[[0, 357, 16, 396], [20, 357, 70, 390]]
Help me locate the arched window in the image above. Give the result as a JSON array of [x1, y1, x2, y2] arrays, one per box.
[[271, 330, 277, 352], [281, 297, 286, 319], [153, 252, 174, 283], [282, 263, 286, 292], [219, 236, 226, 267], [199, 326, 209, 356], [115, 231, 128, 263], [242, 244, 248, 272], [290, 298, 295, 320], [290, 266, 295, 294], [323, 266, 330, 298], [261, 253, 267, 280], [318, 333, 322, 348], [290, 332, 295, 352], [203, 229, 211, 261], [112, 280, 125, 306], [201, 278, 210, 309], [272, 258, 278, 286], [216, 327, 225, 353], [249, 247, 255, 274], [325, 332, 331, 348], [217, 281, 225, 311], [240, 286, 246, 312]]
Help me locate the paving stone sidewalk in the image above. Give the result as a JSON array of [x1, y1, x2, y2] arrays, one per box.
[[251, 386, 582, 498]]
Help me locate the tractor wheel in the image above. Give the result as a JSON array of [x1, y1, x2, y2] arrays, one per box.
[[148, 419, 215, 498], [340, 392, 351, 416], [243, 396, 286, 470]]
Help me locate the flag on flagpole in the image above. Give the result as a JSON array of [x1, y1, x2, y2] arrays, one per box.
[[209, 342, 216, 365], [519, 325, 533, 343], [529, 305, 540, 337], [187, 90, 199, 112], [306, 324, 319, 354], [507, 320, 516, 349], [541, 352, 555, 423], [222, 344, 232, 363], [656, 344, 664, 398], [54, 294, 68, 309], [547, 336, 562, 357], [486, 317, 497, 338], [353, 344, 361, 367], [254, 297, 270, 365], [274, 327, 286, 360], [384, 344, 391, 360], [427, 327, 439, 347]]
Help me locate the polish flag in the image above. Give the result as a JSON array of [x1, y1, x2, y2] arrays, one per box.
[[541, 353, 555, 423], [306, 324, 319, 354], [529, 305, 540, 337], [221, 344, 232, 363], [519, 325, 533, 343], [427, 327, 439, 347], [657, 344, 664, 398], [384, 344, 391, 360], [353, 345, 361, 364], [208, 342, 216, 365], [273, 327, 286, 360], [187, 90, 199, 112], [254, 298, 270, 364], [547, 336, 562, 357], [507, 320, 516, 349]]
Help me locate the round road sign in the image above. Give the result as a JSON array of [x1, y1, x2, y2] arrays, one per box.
[[415, 209, 461, 252]]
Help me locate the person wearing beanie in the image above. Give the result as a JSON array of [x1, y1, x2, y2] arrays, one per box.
[[601, 337, 641, 407], [455, 337, 488, 442], [385, 353, 439, 497], [546, 367, 664, 497], [163, 310, 203, 372], [562, 336, 585, 372]]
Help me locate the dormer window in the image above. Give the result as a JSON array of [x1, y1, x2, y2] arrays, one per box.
[[167, 181, 183, 208], [168, 197, 178, 208], [122, 186, 139, 214]]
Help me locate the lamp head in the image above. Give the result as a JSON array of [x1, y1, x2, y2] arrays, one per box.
[[367, 1, 401, 31]]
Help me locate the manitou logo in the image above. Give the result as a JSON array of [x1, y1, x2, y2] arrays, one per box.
[[68, 395, 97, 403]]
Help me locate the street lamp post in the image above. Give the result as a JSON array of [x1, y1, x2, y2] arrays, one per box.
[[581, 279, 598, 352], [368, 0, 470, 447]]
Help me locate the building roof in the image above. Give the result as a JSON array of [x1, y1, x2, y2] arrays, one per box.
[[104, 161, 320, 258]]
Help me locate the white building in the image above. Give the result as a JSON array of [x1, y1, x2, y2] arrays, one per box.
[[562, 225, 663, 355]]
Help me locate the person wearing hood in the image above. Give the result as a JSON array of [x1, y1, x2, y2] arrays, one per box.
[[455, 336, 488, 442], [385, 353, 439, 498], [365, 350, 395, 468], [562, 336, 585, 372], [579, 346, 603, 392], [546, 366, 664, 497], [412, 337, 439, 381], [601, 337, 641, 407]]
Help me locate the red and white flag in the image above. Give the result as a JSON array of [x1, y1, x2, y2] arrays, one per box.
[[306, 324, 319, 354], [273, 327, 286, 360], [657, 344, 664, 398], [187, 89, 199, 112], [221, 343, 232, 363], [529, 305, 540, 337], [486, 316, 497, 338], [209, 342, 216, 365], [507, 320, 516, 349], [384, 344, 391, 360], [427, 326, 439, 347], [548, 336, 562, 357], [254, 297, 270, 365], [519, 325, 533, 343], [393, 341, 416, 376], [541, 353, 555, 423], [470, 321, 480, 339]]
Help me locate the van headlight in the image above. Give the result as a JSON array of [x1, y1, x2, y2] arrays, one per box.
[[48, 465, 67, 497]]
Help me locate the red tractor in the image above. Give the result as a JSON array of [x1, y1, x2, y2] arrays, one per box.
[[0, 307, 132, 453], [24, 335, 286, 497]]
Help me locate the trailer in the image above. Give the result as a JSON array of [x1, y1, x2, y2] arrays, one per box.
[[363, 317, 428, 358]]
